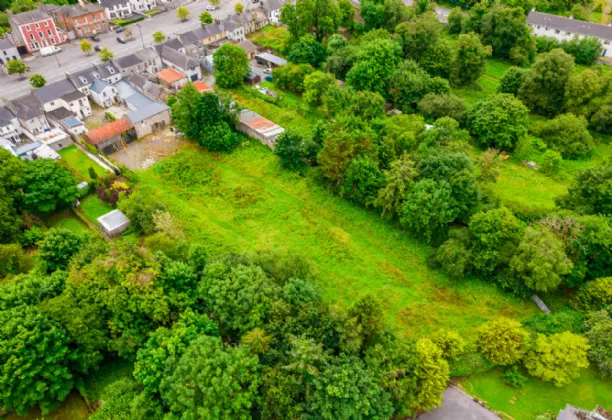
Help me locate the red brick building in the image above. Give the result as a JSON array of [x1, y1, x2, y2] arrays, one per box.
[[9, 9, 68, 53], [54, 1, 109, 39]]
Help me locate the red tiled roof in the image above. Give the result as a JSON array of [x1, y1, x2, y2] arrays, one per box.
[[191, 81, 214, 93], [83, 118, 132, 145], [157, 68, 187, 84]]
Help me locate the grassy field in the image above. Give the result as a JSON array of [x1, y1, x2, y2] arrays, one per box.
[[249, 25, 289, 52], [80, 195, 114, 224], [46, 209, 91, 235], [59, 145, 107, 180], [81, 358, 134, 402], [462, 367, 612, 419], [451, 58, 511, 106]]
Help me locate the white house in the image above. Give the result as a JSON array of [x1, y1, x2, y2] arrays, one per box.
[[160, 45, 201, 82], [0, 107, 22, 144], [7, 94, 50, 136], [67, 63, 122, 96], [527, 11, 612, 57], [0, 37, 20, 69], [261, 0, 283, 25], [98, 0, 132, 20], [128, 0, 156, 14], [90, 79, 119, 108], [33, 79, 92, 119]]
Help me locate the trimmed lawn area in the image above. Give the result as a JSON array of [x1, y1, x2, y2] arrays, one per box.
[[80, 195, 114, 224], [462, 367, 612, 419], [59, 145, 107, 180], [46, 210, 91, 235]]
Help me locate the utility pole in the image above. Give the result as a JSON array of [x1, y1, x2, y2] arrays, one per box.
[[137, 23, 145, 49], [54, 52, 61, 68]]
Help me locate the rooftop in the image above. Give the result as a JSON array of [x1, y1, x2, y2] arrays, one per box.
[[237, 39, 258, 54], [0, 107, 15, 127], [34, 79, 79, 104], [152, 38, 184, 55], [0, 37, 15, 50], [8, 94, 44, 120], [127, 101, 169, 123], [37, 127, 69, 144], [527, 11, 612, 40], [63, 117, 84, 128], [83, 118, 132, 145], [90, 79, 112, 94], [56, 3, 104, 17], [262, 0, 283, 12], [112, 53, 143, 70], [61, 89, 87, 103], [68, 63, 120, 88], [10, 9, 51, 25], [255, 52, 287, 66], [192, 81, 214, 92], [47, 106, 75, 121], [97, 209, 130, 231], [161, 45, 199, 70], [157, 68, 187, 84], [239, 109, 285, 139]]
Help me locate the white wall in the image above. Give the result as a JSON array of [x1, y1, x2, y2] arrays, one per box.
[[529, 24, 612, 57]]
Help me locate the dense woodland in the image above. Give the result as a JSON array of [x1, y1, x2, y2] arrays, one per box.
[[1, 0, 612, 417]]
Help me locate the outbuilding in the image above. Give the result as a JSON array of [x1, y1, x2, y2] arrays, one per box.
[[254, 52, 287, 68], [83, 117, 133, 153], [236, 109, 284, 148], [97, 209, 130, 237]]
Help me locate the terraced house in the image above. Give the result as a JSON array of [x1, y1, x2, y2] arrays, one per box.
[[53, 0, 110, 39], [9, 8, 68, 53]]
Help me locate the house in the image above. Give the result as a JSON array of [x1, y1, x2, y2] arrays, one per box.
[[236, 109, 285, 148], [127, 73, 168, 101], [128, 0, 156, 14], [160, 45, 201, 82], [97, 209, 130, 236], [219, 18, 245, 41], [557, 404, 611, 420], [202, 54, 214, 73], [527, 11, 612, 57], [83, 117, 133, 153], [46, 106, 87, 137], [237, 39, 258, 60], [7, 94, 50, 136], [177, 27, 209, 57], [66, 62, 122, 96], [127, 102, 171, 138], [112, 48, 161, 75], [36, 127, 73, 151], [115, 79, 155, 110], [261, 0, 283, 25], [0, 37, 20, 68], [136, 48, 162, 72], [2, 139, 59, 160], [255, 52, 287, 68], [53, 0, 109, 39], [90, 79, 119, 108], [152, 37, 186, 55], [229, 9, 268, 34], [157, 68, 188, 89], [9, 8, 68, 53], [33, 79, 92, 118], [0, 107, 22, 144], [98, 0, 132, 20], [192, 80, 214, 93]]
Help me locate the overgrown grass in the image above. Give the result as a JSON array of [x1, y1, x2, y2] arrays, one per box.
[[80, 195, 113, 224], [59, 145, 107, 180], [452, 58, 512, 106], [7, 391, 90, 420], [46, 210, 91, 235], [462, 367, 612, 419], [249, 25, 289, 52], [81, 358, 134, 403]]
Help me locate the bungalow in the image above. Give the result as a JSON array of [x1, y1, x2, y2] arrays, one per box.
[[236, 109, 285, 149], [237, 39, 258, 60], [7, 94, 50, 136], [83, 117, 133, 153], [527, 11, 612, 57], [0, 107, 22, 144], [160, 45, 201, 82], [90, 79, 119, 108], [33, 79, 92, 118], [67, 62, 122, 96], [98, 0, 132, 20], [157, 67, 188, 89]]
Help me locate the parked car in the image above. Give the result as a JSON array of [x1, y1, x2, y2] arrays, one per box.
[[115, 27, 125, 33], [40, 46, 62, 57], [117, 36, 127, 43], [263, 68, 272, 74], [206, 5, 218, 10], [90, 35, 100, 42], [94, 45, 101, 52], [265, 75, 273, 82]]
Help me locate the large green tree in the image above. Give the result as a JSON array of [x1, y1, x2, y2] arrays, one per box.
[[374, 153, 418, 219], [530, 113, 594, 159], [38, 228, 84, 272], [280, 0, 340, 42], [303, 70, 335, 107], [19, 159, 78, 213], [451, 33, 492, 87], [413, 338, 449, 411], [213, 43, 249, 88], [346, 38, 403, 96], [556, 163, 612, 215], [340, 155, 385, 206], [584, 310, 612, 378]]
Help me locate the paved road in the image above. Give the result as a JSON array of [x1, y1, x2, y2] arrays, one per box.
[[0, 0, 238, 101], [418, 387, 502, 420]]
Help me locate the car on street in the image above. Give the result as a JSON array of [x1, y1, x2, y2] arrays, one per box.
[[94, 45, 101, 52], [90, 35, 100, 42], [115, 27, 125, 33], [206, 5, 218, 10], [263, 68, 272, 74], [117, 35, 128, 43]]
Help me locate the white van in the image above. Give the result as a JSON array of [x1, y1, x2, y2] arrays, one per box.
[[40, 46, 62, 57]]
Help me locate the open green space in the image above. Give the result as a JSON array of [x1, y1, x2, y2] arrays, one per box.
[[59, 145, 107, 180], [6, 391, 90, 420], [80, 195, 114, 224], [249, 25, 289, 51], [463, 367, 612, 419], [46, 209, 91, 235]]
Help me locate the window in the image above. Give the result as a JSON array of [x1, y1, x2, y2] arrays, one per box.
[[50, 38, 55, 45], [29, 34, 34, 41], [26, 25, 30, 31], [47, 29, 51, 35], [35, 23, 39, 28], [555, 29, 560, 34], [38, 32, 43, 38], [50, 101, 55, 106], [44, 20, 48, 26], [93, 72, 100, 79]]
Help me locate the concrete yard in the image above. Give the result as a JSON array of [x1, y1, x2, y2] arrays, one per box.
[[111, 127, 185, 170]]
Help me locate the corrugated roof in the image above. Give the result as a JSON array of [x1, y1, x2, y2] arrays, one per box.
[[157, 68, 186, 84], [84, 118, 132, 145], [255, 52, 287, 66], [528, 11, 612, 40], [127, 102, 169, 123], [239, 109, 285, 139]]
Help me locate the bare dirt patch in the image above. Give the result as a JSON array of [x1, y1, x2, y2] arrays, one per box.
[[111, 127, 186, 170]]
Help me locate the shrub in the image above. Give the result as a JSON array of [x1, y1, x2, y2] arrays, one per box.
[[575, 277, 612, 311], [523, 310, 584, 335], [540, 150, 562, 175], [0, 244, 32, 278], [477, 317, 529, 366], [449, 350, 492, 377], [502, 366, 525, 388], [417, 94, 468, 125], [38, 229, 84, 272], [530, 113, 594, 159]]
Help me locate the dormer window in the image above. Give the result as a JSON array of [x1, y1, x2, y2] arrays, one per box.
[[93, 72, 100, 79], [79, 76, 88, 84], [107, 66, 115, 74]]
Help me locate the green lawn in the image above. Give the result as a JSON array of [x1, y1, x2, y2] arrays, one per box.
[[452, 58, 512, 106], [249, 25, 289, 52], [80, 195, 114, 224], [462, 367, 612, 419], [46, 210, 91, 235], [59, 145, 107, 180]]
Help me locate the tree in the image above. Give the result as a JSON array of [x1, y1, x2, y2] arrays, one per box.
[[80, 38, 92, 55], [303, 70, 335, 107], [234, 1, 244, 13], [476, 148, 502, 183], [9, 0, 37, 13], [430, 329, 465, 360], [348, 90, 385, 121], [497, 66, 526, 96], [0, 306, 76, 415], [395, 12, 443, 62], [480, 5, 536, 66], [519, 49, 575, 116], [477, 317, 529, 365], [242, 327, 272, 354], [308, 355, 394, 418], [389, 60, 440, 113], [468, 93, 529, 150], [338, 0, 354, 27], [29, 73, 46, 88], [524, 332, 590, 387], [509, 225, 573, 292], [564, 69, 607, 119], [447, 7, 464, 34], [19, 159, 78, 213], [287, 34, 327, 67], [431, 228, 472, 279], [561, 36, 603, 65], [213, 43, 249, 88], [418, 94, 468, 125], [38, 228, 84, 272], [531, 113, 594, 159], [556, 163, 612, 215], [176, 6, 190, 21], [275, 130, 309, 171], [450, 34, 492, 87], [346, 38, 403, 96], [118, 190, 166, 235], [281, 0, 340, 42], [0, 244, 32, 278], [418, 38, 453, 78], [284, 335, 329, 399], [590, 105, 612, 135], [152, 30, 166, 44], [6, 59, 29, 78], [209, 0, 220, 5], [584, 310, 612, 378], [160, 335, 260, 418], [349, 294, 385, 345], [97, 47, 113, 62], [413, 338, 449, 411], [575, 277, 612, 311], [90, 378, 164, 420], [199, 11, 213, 24], [273, 63, 315, 93], [374, 153, 417, 219]]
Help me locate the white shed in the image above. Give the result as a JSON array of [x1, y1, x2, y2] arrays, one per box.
[[97, 209, 130, 237]]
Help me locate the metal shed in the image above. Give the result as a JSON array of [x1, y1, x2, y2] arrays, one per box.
[[97, 209, 130, 237]]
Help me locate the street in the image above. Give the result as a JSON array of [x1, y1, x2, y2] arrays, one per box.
[[0, 0, 238, 101]]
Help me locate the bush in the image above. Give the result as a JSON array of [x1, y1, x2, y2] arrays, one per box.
[[0, 244, 32, 279], [417, 94, 468, 125], [449, 350, 492, 377], [523, 310, 584, 335], [502, 366, 525, 388], [540, 150, 562, 175], [530, 113, 594, 159], [477, 317, 529, 366], [38, 229, 84, 272], [118, 190, 166, 235], [575, 277, 612, 311]]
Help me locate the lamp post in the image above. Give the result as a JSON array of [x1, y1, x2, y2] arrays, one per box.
[[137, 23, 145, 49]]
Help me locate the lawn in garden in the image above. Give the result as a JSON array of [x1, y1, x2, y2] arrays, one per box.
[[59, 145, 107, 180], [80, 195, 114, 224]]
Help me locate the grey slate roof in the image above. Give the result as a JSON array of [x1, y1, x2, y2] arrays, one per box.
[[262, 0, 283, 13], [90, 79, 111, 94], [135, 47, 159, 62], [68, 63, 120, 88], [178, 27, 209, 45], [34, 79, 79, 104], [115, 80, 154, 109], [153, 38, 184, 55], [113, 53, 143, 70], [8, 94, 44, 120], [237, 39, 257, 54], [204, 22, 224, 37], [10, 10, 51, 25], [527, 11, 612, 40], [161, 45, 198, 70], [0, 107, 15, 127], [0, 38, 15, 50], [56, 3, 104, 17], [127, 101, 169, 123], [47, 106, 75, 121], [99, 0, 129, 8], [127, 74, 163, 100], [61, 89, 86, 102]]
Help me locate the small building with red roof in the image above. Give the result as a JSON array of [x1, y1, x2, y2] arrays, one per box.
[[83, 117, 133, 154], [157, 68, 188, 90], [236, 109, 284, 149], [192, 81, 214, 93]]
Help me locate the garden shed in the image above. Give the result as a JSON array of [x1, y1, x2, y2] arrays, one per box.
[[97, 209, 130, 237]]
